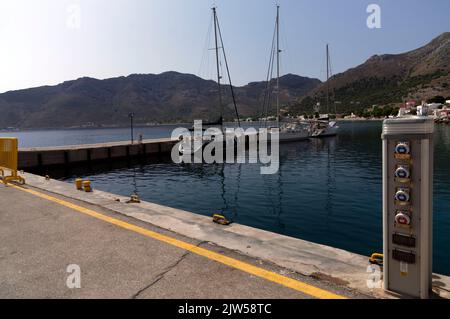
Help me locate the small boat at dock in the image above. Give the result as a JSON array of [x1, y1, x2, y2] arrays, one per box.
[[310, 115, 339, 138], [310, 45, 339, 138]]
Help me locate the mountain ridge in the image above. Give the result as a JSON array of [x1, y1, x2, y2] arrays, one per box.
[[0, 72, 321, 129]]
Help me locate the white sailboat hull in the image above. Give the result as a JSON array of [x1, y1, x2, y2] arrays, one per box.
[[278, 131, 310, 142], [311, 121, 339, 138], [266, 124, 311, 143]]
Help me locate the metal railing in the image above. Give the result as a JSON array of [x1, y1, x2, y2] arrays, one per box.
[[0, 138, 25, 184]]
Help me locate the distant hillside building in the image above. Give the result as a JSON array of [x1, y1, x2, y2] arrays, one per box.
[[406, 100, 416, 109], [344, 113, 357, 119], [417, 104, 429, 116], [434, 107, 450, 119]]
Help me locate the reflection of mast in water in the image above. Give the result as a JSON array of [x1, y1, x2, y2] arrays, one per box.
[[324, 138, 336, 230], [276, 159, 285, 231], [310, 137, 336, 229], [219, 162, 242, 220], [219, 163, 229, 214], [231, 163, 242, 221], [261, 149, 285, 232]]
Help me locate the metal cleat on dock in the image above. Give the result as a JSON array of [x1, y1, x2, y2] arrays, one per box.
[[369, 253, 384, 267], [127, 194, 141, 203], [212, 214, 232, 226]]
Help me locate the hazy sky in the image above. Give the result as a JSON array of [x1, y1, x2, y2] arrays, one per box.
[[0, 0, 449, 93]]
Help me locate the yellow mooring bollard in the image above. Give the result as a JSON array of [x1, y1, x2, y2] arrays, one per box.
[[75, 178, 83, 190], [126, 194, 140, 203], [82, 180, 92, 192]]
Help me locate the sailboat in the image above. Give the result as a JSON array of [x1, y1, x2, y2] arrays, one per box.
[[179, 7, 241, 155], [310, 44, 339, 138], [262, 5, 311, 143]]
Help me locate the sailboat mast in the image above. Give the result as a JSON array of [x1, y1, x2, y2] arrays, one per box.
[[326, 44, 330, 115], [213, 7, 223, 126], [276, 5, 280, 126]]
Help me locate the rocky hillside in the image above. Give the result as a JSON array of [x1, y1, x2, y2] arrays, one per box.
[[293, 32, 450, 114], [0, 72, 320, 129]]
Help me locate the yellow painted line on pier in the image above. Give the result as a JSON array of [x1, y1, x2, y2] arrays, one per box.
[[5, 182, 346, 299]]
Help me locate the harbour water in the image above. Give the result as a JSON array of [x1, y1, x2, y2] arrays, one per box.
[[0, 125, 183, 148], [4, 121, 450, 275]]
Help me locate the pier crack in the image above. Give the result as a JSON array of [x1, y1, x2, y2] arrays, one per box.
[[131, 241, 207, 299]]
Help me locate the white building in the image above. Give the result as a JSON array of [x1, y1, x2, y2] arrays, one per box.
[[434, 106, 450, 119], [344, 112, 357, 119], [417, 105, 429, 116]]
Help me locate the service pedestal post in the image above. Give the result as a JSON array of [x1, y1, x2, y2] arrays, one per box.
[[382, 116, 434, 298]]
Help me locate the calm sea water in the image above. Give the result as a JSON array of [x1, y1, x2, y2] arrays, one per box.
[[0, 125, 183, 148], [5, 122, 449, 274]]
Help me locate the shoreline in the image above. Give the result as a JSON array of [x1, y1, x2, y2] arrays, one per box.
[[337, 118, 384, 122], [1, 119, 388, 134], [0, 122, 192, 133]]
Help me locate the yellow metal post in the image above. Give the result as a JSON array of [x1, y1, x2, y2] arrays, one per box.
[[75, 178, 83, 190], [0, 138, 25, 184]]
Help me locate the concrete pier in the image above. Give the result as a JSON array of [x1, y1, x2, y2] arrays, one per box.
[[0, 175, 355, 299], [17, 133, 308, 171], [1, 172, 450, 299], [18, 138, 177, 170]]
